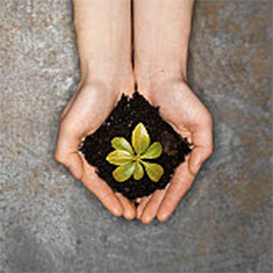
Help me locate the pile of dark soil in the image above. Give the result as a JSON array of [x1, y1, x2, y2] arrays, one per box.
[[80, 92, 191, 200]]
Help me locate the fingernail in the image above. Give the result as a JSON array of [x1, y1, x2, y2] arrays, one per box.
[[124, 210, 136, 220], [112, 206, 123, 217], [141, 215, 153, 225], [157, 212, 169, 222]]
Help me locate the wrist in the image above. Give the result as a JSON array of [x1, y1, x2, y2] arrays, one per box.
[[79, 60, 134, 96], [134, 48, 189, 94], [135, 66, 187, 98]]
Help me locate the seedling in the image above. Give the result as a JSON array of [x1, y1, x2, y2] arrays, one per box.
[[106, 122, 164, 182]]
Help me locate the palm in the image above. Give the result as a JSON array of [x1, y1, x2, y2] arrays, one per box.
[[61, 84, 120, 138], [149, 80, 210, 137]]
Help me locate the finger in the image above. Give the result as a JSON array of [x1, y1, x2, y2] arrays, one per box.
[[116, 193, 136, 220], [157, 162, 194, 222], [55, 123, 84, 180], [136, 196, 151, 219], [189, 125, 213, 175], [141, 189, 167, 225], [66, 152, 84, 180], [83, 171, 123, 217]]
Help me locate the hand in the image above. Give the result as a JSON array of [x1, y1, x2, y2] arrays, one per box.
[[55, 0, 135, 219], [136, 75, 213, 224], [133, 1, 208, 224], [55, 79, 136, 220]]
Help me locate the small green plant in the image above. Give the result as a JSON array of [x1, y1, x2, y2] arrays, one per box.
[[106, 122, 164, 182]]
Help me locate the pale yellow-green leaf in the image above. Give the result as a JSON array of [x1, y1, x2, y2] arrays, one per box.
[[112, 162, 136, 182], [132, 122, 150, 154], [142, 162, 164, 182], [133, 162, 144, 180], [111, 137, 134, 154], [106, 150, 134, 166], [141, 142, 163, 159]]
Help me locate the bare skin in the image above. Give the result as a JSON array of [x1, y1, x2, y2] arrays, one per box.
[[55, 0, 136, 219], [134, 0, 213, 223], [56, 0, 213, 223]]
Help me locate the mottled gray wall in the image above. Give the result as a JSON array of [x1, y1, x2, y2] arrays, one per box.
[[0, 0, 272, 273]]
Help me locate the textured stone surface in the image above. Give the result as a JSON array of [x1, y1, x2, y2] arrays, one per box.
[[0, 0, 272, 272]]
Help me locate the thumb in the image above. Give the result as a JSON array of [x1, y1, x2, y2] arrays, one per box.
[[189, 146, 211, 175], [55, 124, 84, 180], [66, 152, 84, 180], [189, 127, 213, 175]]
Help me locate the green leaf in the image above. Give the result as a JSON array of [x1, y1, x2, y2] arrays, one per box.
[[142, 162, 164, 182], [132, 122, 150, 154], [112, 162, 136, 182], [106, 150, 134, 166], [111, 137, 134, 154], [133, 162, 144, 180], [141, 142, 163, 159]]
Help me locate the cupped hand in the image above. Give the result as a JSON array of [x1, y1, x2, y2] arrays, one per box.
[[136, 76, 213, 224], [55, 79, 136, 220]]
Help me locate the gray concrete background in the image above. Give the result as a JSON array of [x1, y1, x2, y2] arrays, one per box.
[[0, 0, 272, 272]]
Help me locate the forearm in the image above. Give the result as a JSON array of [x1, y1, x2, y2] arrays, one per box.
[[134, 0, 194, 85], [73, 0, 133, 88]]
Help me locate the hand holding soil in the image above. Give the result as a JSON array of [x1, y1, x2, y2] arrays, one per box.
[[135, 78, 213, 223], [55, 0, 213, 223], [55, 0, 137, 220], [55, 82, 136, 219]]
